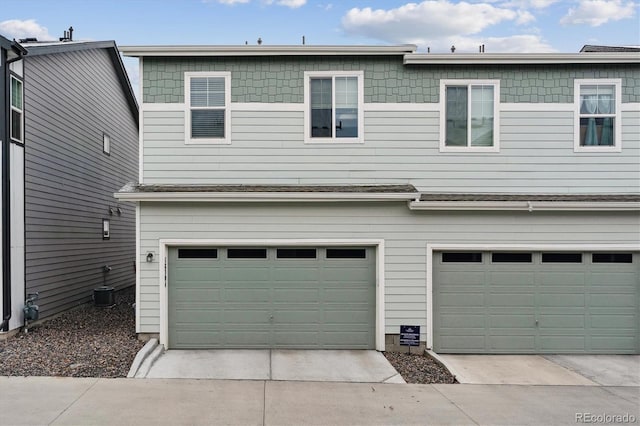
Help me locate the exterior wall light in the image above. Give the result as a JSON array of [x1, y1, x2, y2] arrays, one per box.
[[146, 252, 154, 263]]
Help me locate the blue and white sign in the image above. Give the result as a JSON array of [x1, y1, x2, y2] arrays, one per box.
[[400, 325, 420, 346]]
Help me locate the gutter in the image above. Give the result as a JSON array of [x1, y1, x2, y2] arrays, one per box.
[[403, 52, 640, 65], [1, 43, 26, 332], [114, 191, 418, 203], [408, 200, 640, 212], [119, 44, 418, 57]]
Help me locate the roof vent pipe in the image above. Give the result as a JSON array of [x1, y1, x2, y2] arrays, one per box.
[[257, 37, 262, 45], [302, 35, 305, 45], [450, 45, 456, 53]]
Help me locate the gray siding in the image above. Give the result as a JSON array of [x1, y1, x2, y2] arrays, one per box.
[[24, 48, 138, 318], [143, 57, 640, 104], [138, 202, 640, 335], [141, 108, 640, 193]]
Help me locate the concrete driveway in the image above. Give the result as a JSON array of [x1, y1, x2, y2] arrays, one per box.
[[134, 346, 405, 383], [431, 353, 640, 386]]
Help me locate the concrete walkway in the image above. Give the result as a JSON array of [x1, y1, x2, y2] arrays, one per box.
[[139, 348, 405, 383], [1, 377, 638, 425], [432, 353, 640, 386]]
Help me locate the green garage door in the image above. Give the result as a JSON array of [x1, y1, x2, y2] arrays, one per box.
[[168, 246, 376, 349], [434, 251, 639, 354]]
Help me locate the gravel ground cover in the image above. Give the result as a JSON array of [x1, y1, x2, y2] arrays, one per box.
[[384, 351, 457, 384], [0, 288, 143, 378]]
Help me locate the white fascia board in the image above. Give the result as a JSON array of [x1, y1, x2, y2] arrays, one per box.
[[120, 44, 417, 57], [404, 52, 640, 65], [409, 201, 640, 211], [115, 191, 418, 202]]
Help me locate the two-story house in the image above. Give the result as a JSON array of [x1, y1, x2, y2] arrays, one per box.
[[0, 35, 27, 333], [1, 35, 139, 335], [118, 44, 639, 354]]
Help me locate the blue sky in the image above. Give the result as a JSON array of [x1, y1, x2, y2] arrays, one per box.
[[1, 0, 638, 95], [1, 0, 638, 52]]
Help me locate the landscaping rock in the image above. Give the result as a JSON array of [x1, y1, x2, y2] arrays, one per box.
[[0, 288, 143, 378], [384, 351, 457, 384]]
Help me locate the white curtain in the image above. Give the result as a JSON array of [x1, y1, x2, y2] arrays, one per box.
[[583, 94, 598, 146]]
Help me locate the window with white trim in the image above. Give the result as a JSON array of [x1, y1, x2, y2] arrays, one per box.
[[574, 79, 621, 152], [440, 80, 499, 152], [304, 71, 363, 143], [103, 133, 110, 155], [10, 76, 23, 143], [185, 72, 231, 144]]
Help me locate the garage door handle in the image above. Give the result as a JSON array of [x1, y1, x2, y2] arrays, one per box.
[[535, 319, 539, 327], [269, 315, 274, 323]]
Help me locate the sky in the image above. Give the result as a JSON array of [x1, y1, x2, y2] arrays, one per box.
[[1, 0, 638, 96]]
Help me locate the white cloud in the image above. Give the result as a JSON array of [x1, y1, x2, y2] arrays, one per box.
[[516, 9, 537, 23], [262, 0, 307, 7], [274, 0, 306, 7], [501, 0, 560, 8], [560, 0, 636, 26], [215, 0, 250, 4], [342, 1, 518, 43], [0, 19, 53, 41]]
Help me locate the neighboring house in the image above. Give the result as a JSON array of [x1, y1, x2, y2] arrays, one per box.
[[0, 36, 139, 334], [118, 44, 639, 354], [0, 35, 27, 333]]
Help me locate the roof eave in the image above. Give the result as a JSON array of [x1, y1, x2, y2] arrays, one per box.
[[409, 201, 640, 211], [403, 52, 640, 65], [115, 191, 417, 202], [119, 44, 417, 57]]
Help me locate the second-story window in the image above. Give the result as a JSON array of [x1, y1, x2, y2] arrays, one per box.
[[185, 72, 231, 144], [10, 76, 23, 143], [574, 79, 621, 152], [304, 71, 363, 144], [440, 79, 499, 152]]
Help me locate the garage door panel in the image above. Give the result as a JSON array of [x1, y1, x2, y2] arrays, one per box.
[[437, 272, 486, 285], [440, 336, 486, 352], [489, 271, 535, 285], [439, 292, 484, 307], [173, 309, 222, 323], [173, 288, 221, 302], [590, 294, 637, 308], [489, 314, 535, 328], [272, 267, 321, 281], [590, 314, 637, 329], [539, 273, 585, 286], [538, 314, 585, 329], [273, 288, 320, 302], [539, 336, 585, 352], [323, 309, 371, 324], [274, 310, 321, 323], [538, 293, 585, 307], [434, 251, 639, 354], [440, 313, 485, 328], [224, 288, 271, 302], [222, 309, 272, 323], [590, 336, 637, 351], [490, 293, 535, 307], [323, 288, 371, 302], [489, 336, 536, 351]]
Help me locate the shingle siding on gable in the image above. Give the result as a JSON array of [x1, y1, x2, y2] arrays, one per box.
[[143, 56, 640, 104]]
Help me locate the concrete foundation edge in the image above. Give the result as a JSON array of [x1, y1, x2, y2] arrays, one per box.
[[127, 338, 158, 378]]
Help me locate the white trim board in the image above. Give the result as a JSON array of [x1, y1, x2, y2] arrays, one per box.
[[157, 238, 386, 351], [424, 243, 640, 350]]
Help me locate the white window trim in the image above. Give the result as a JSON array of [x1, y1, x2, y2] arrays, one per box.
[[439, 79, 500, 153], [184, 71, 231, 145], [10, 75, 24, 144], [304, 70, 364, 145], [574, 78, 622, 153], [103, 132, 111, 155]]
